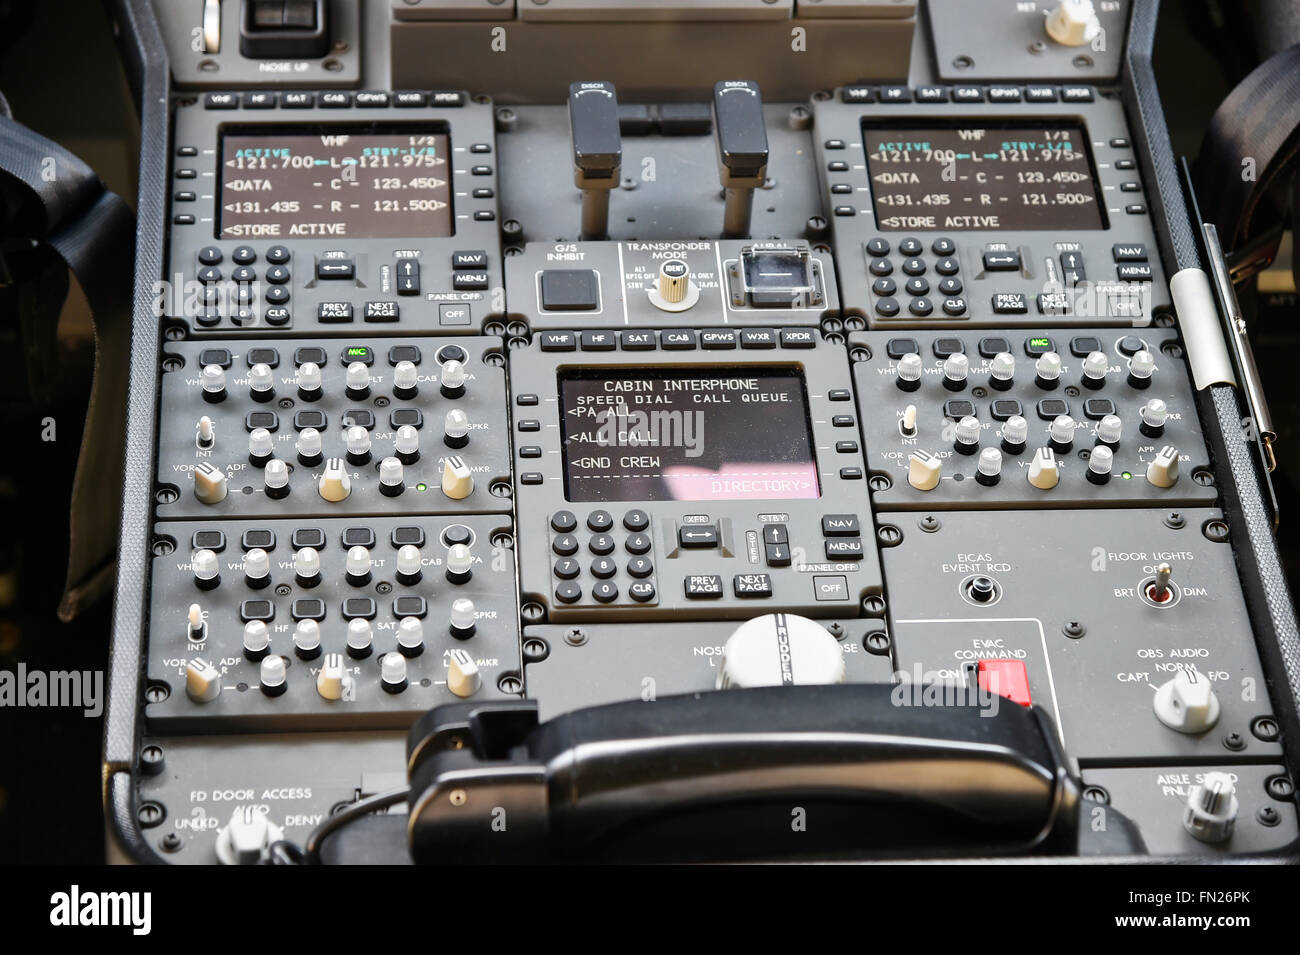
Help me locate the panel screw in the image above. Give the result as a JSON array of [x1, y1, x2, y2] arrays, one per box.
[[868, 474, 892, 491], [140, 745, 165, 776], [520, 602, 545, 622], [155, 487, 179, 505], [918, 515, 941, 533], [1164, 512, 1185, 529], [1251, 716, 1280, 741], [497, 674, 523, 694], [375, 581, 392, 595], [1082, 785, 1109, 804], [849, 345, 872, 362], [160, 833, 183, 853], [1257, 806, 1281, 827], [449, 790, 468, 807], [864, 631, 890, 655], [877, 525, 902, 546], [863, 595, 887, 616], [1191, 467, 1215, 486], [151, 537, 175, 556], [522, 638, 549, 662], [145, 682, 170, 703], [1265, 775, 1294, 800], [274, 583, 291, 596], [1203, 520, 1230, 542], [489, 481, 512, 498], [1063, 621, 1087, 639], [1222, 732, 1246, 752], [564, 627, 588, 646], [137, 802, 165, 828]]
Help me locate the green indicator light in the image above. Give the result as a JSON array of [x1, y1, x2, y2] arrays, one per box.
[[1121, 471, 1133, 480], [346, 347, 368, 357], [416, 483, 428, 492], [1030, 338, 1051, 348]]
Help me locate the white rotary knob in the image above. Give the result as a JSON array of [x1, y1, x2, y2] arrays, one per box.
[[716, 613, 846, 689]]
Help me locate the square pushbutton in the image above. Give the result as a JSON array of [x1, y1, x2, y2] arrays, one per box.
[[990, 399, 1023, 421], [293, 346, 328, 366], [341, 409, 375, 430], [293, 410, 327, 431], [390, 409, 423, 429], [886, 337, 921, 359], [391, 525, 426, 548], [192, 530, 226, 552], [240, 529, 276, 551], [392, 596, 428, 618], [1084, 398, 1117, 420], [291, 527, 326, 549], [943, 399, 976, 420], [978, 337, 1011, 358], [933, 337, 965, 358], [1037, 398, 1070, 420], [341, 527, 376, 549], [540, 269, 600, 311], [1069, 336, 1103, 357]]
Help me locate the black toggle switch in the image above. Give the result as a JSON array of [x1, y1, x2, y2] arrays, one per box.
[[240, 0, 329, 59], [712, 80, 769, 238], [568, 81, 622, 240]]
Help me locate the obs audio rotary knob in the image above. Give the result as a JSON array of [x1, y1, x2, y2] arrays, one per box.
[[264, 459, 290, 499], [1087, 445, 1114, 484], [296, 428, 322, 466], [1034, 352, 1063, 390], [989, 352, 1016, 390], [716, 613, 846, 689], [345, 362, 370, 399], [976, 447, 1002, 486], [1080, 351, 1110, 389], [449, 597, 477, 640], [648, 259, 700, 312], [243, 620, 271, 661], [1153, 669, 1220, 734], [293, 619, 321, 660], [346, 618, 374, 659], [396, 544, 423, 584], [379, 457, 405, 497], [192, 548, 221, 589], [248, 363, 275, 402]]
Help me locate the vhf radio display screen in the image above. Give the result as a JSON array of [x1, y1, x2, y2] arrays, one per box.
[[558, 368, 821, 503], [217, 128, 454, 239], [862, 122, 1106, 231]]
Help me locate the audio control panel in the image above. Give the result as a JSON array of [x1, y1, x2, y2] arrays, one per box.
[[147, 515, 521, 732], [108, 0, 1298, 864], [156, 337, 511, 518], [849, 328, 1214, 509]]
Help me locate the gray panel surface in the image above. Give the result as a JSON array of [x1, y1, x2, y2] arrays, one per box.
[[927, 0, 1129, 83], [883, 508, 1283, 765], [498, 104, 825, 244], [507, 240, 839, 330], [1081, 764, 1298, 856], [524, 618, 894, 720], [136, 733, 407, 864]]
